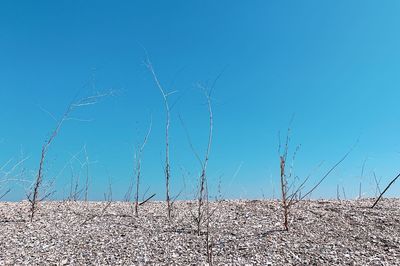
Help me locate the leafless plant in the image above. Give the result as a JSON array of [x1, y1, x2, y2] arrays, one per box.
[[133, 117, 152, 217], [104, 172, 113, 202], [205, 184, 213, 265], [180, 84, 213, 235], [0, 156, 29, 200], [336, 184, 340, 200], [342, 186, 347, 200], [216, 174, 223, 202], [196, 85, 213, 236], [144, 58, 176, 220], [0, 188, 10, 200], [68, 164, 81, 201], [28, 91, 110, 221], [373, 171, 382, 197], [358, 157, 368, 200], [60, 145, 95, 202], [278, 127, 300, 231], [371, 172, 400, 208], [83, 145, 90, 202], [178, 82, 216, 264], [278, 127, 354, 230]]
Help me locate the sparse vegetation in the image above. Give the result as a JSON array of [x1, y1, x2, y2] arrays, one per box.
[[1, 199, 399, 264], [278, 126, 355, 231], [27, 92, 110, 221], [0, 76, 397, 264], [3, 0, 400, 263]]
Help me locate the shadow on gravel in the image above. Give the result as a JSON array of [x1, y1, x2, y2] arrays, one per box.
[[0, 219, 27, 223]]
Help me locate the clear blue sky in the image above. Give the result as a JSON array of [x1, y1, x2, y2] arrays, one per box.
[[1, 1, 399, 201]]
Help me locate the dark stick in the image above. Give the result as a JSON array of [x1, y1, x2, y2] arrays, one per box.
[[139, 193, 156, 206], [371, 172, 400, 208]]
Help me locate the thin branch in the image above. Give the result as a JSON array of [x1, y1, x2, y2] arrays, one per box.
[[195, 84, 214, 235], [139, 193, 156, 206], [372, 172, 400, 208], [145, 56, 172, 220], [83, 145, 90, 202], [300, 144, 355, 201], [0, 188, 11, 200], [134, 116, 152, 216], [373, 171, 381, 196], [179, 114, 203, 168]]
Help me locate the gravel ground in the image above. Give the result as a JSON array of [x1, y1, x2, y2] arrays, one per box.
[[0, 198, 399, 265]]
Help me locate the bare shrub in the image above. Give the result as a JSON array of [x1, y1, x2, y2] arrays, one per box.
[[28, 92, 110, 221], [63, 145, 94, 202], [278, 126, 354, 230]]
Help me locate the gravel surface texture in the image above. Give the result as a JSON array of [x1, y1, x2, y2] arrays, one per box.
[[0, 199, 399, 265]]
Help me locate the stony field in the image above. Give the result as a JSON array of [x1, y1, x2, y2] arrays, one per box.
[[0, 198, 399, 265]]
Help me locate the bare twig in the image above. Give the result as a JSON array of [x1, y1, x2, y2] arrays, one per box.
[[145, 57, 173, 220], [83, 145, 90, 202], [184, 84, 213, 235], [205, 183, 213, 265], [358, 157, 368, 199], [299, 146, 354, 201], [373, 171, 382, 197], [336, 184, 340, 200], [134, 117, 152, 216], [139, 193, 156, 206], [371, 172, 400, 208], [342, 186, 347, 200], [0, 188, 10, 200], [69, 164, 80, 201]]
